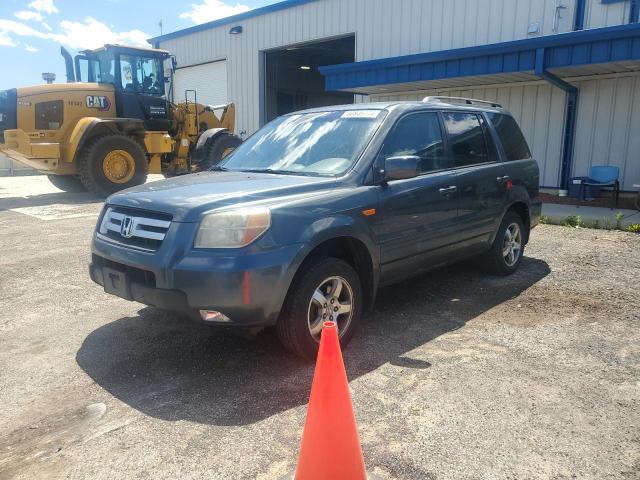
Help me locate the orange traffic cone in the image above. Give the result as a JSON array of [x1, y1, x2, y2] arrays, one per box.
[[295, 321, 366, 480]]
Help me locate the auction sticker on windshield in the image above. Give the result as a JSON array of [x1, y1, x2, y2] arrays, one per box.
[[341, 110, 381, 119]]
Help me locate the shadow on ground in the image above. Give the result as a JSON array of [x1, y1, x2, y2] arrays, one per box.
[[0, 191, 102, 211], [76, 257, 550, 426]]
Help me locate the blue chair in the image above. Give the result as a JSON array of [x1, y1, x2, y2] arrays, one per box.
[[579, 165, 620, 208]]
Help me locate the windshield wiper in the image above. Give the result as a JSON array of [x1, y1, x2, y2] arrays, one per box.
[[210, 165, 228, 171], [234, 168, 315, 176]]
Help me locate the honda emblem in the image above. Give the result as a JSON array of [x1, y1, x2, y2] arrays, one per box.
[[120, 216, 135, 238]]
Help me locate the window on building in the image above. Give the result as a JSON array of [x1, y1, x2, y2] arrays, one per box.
[[381, 112, 449, 174], [486, 112, 532, 161], [443, 112, 490, 167]]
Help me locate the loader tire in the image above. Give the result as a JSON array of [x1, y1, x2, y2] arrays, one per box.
[[78, 134, 148, 197], [200, 133, 242, 171], [47, 175, 86, 193]]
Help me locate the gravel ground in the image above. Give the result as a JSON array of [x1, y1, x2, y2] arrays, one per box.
[[0, 176, 639, 480]]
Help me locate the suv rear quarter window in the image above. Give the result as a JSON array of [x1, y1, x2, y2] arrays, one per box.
[[486, 112, 531, 161]]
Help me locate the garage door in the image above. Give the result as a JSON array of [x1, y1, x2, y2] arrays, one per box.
[[172, 60, 227, 106]]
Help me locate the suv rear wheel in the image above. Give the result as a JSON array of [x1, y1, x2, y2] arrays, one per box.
[[481, 211, 525, 275], [277, 257, 362, 360]]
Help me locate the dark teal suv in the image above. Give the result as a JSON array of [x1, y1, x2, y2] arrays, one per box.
[[90, 97, 541, 359]]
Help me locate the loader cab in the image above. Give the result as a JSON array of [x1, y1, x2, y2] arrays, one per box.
[[73, 45, 171, 131]]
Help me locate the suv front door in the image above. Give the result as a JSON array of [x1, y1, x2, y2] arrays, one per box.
[[375, 111, 459, 284], [442, 111, 508, 246]]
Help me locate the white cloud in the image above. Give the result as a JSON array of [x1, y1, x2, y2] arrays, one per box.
[[0, 17, 149, 50], [56, 17, 149, 49], [180, 0, 250, 24], [25, 44, 38, 52], [0, 31, 16, 47], [28, 0, 58, 14], [0, 19, 47, 39], [14, 10, 44, 22]]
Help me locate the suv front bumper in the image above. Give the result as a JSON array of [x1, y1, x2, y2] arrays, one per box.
[[90, 228, 306, 327]]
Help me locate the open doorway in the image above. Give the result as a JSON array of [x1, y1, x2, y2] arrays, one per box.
[[263, 35, 355, 123]]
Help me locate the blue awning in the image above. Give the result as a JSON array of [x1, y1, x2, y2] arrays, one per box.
[[319, 23, 640, 94]]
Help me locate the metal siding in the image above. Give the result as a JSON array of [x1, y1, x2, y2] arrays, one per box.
[[173, 61, 228, 106], [572, 73, 640, 190], [585, 0, 630, 28], [366, 81, 566, 187], [321, 24, 640, 93], [160, 0, 585, 135]]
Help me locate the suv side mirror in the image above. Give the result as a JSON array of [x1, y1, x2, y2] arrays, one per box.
[[384, 155, 420, 181]]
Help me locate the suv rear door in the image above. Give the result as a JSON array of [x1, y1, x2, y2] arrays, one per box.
[[442, 111, 508, 246], [485, 112, 540, 205], [375, 111, 459, 284]]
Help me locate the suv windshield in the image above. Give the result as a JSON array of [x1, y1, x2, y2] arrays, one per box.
[[220, 109, 385, 176]]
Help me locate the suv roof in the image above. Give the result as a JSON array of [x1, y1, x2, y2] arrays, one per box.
[[295, 96, 508, 116]]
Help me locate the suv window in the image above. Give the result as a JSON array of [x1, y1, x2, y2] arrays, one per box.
[[486, 112, 531, 161], [443, 112, 490, 167], [381, 112, 448, 174]]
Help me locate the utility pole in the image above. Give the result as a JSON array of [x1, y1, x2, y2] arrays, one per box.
[[159, 19, 163, 36]]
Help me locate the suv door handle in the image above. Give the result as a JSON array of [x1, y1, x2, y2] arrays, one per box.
[[438, 186, 457, 195], [497, 175, 510, 183]]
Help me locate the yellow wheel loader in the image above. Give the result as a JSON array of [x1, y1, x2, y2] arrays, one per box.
[[0, 44, 242, 196]]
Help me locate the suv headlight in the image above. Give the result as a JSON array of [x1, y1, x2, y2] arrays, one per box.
[[194, 206, 271, 248]]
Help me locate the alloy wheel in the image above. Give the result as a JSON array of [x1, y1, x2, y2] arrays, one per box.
[[502, 222, 522, 267], [307, 276, 354, 341]]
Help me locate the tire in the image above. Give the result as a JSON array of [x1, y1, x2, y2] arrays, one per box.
[[78, 134, 148, 197], [481, 211, 526, 276], [277, 256, 363, 360], [47, 175, 86, 193], [199, 133, 242, 171]]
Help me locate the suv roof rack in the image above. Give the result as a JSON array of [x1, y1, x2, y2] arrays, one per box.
[[422, 96, 503, 109]]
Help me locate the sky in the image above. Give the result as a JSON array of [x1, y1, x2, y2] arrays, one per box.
[[0, 0, 274, 89]]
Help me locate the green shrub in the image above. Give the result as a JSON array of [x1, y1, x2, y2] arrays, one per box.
[[615, 211, 625, 230], [627, 224, 640, 233], [540, 215, 550, 224], [563, 215, 585, 228]]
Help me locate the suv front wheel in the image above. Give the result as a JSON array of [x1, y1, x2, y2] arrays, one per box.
[[481, 211, 526, 275], [277, 257, 362, 360]]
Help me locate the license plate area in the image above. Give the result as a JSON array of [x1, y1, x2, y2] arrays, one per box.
[[103, 267, 132, 300]]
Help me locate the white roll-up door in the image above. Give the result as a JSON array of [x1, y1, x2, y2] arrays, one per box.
[[171, 60, 227, 106]]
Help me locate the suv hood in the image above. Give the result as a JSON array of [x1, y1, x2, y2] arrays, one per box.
[[107, 171, 336, 222]]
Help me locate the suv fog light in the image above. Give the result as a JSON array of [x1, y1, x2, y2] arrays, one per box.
[[199, 310, 231, 322]]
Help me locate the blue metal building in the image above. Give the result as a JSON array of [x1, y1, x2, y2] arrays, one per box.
[[151, 0, 640, 191]]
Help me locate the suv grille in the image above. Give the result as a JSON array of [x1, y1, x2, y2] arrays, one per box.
[[98, 206, 172, 251]]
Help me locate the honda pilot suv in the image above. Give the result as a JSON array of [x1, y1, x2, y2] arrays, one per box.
[[90, 97, 541, 359]]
